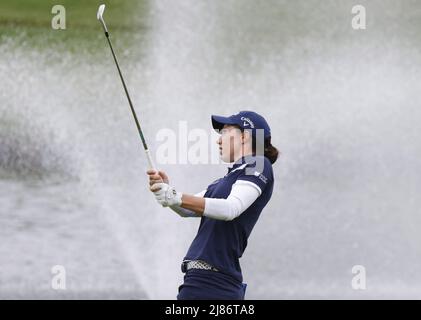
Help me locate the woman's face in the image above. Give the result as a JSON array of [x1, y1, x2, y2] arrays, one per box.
[[217, 125, 244, 163]]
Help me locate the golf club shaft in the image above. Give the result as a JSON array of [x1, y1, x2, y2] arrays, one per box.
[[100, 19, 155, 171]]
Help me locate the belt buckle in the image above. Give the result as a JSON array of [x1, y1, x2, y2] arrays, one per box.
[[181, 260, 189, 273]]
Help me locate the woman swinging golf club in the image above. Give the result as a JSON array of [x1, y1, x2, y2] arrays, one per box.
[[96, 7, 276, 299], [147, 111, 278, 300]]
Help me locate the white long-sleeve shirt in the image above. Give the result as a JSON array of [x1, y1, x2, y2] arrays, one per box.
[[169, 180, 261, 221]]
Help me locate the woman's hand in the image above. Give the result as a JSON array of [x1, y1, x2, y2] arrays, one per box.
[[146, 170, 182, 207], [146, 170, 169, 191], [151, 183, 183, 207]]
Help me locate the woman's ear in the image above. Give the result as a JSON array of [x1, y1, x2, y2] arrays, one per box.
[[242, 130, 251, 144], [240, 131, 246, 145]]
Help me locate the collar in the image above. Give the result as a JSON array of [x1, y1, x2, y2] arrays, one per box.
[[227, 154, 256, 174]]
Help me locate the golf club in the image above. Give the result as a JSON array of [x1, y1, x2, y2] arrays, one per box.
[[97, 4, 155, 171]]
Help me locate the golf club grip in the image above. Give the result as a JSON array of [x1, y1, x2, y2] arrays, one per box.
[[145, 149, 156, 171]]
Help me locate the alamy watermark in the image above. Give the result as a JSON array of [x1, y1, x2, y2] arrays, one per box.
[[351, 5, 366, 30], [51, 5, 66, 30], [154, 121, 266, 175], [51, 265, 66, 290], [351, 265, 366, 290]]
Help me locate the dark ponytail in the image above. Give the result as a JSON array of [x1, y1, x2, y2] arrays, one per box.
[[263, 137, 279, 164]]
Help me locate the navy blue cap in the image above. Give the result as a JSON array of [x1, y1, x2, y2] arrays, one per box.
[[211, 111, 271, 139]]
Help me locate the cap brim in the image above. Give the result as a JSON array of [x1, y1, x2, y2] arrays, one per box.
[[211, 115, 237, 132]]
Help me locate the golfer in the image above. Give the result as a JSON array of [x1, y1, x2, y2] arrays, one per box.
[[147, 111, 278, 300]]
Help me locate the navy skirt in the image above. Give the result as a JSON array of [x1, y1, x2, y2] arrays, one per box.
[[177, 269, 247, 300]]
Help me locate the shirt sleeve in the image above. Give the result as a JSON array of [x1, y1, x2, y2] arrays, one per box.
[[235, 157, 273, 195], [203, 180, 261, 221], [169, 205, 199, 218]]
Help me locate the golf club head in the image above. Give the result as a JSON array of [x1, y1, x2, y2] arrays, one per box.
[[97, 4, 108, 34], [97, 4, 105, 21]]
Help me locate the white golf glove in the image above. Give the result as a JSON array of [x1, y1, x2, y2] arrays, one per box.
[[151, 183, 183, 207]]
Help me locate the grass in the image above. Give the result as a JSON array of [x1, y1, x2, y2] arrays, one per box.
[[0, 0, 148, 29], [0, 0, 150, 52]]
